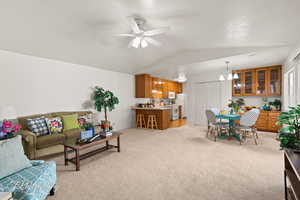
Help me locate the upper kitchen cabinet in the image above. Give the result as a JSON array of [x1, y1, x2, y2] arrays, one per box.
[[152, 77, 163, 99], [268, 66, 281, 96], [232, 71, 243, 96], [135, 74, 183, 98], [256, 68, 268, 96], [135, 74, 152, 98], [243, 70, 256, 96], [232, 65, 281, 97]]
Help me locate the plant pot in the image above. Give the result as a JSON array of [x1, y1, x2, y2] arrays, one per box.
[[101, 120, 110, 132]]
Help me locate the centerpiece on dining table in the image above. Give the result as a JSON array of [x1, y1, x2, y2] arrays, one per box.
[[228, 98, 245, 114]]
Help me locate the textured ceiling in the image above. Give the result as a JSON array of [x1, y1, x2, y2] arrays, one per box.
[[0, 0, 299, 76]]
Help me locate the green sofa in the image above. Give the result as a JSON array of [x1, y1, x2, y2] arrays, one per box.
[[17, 111, 92, 159]]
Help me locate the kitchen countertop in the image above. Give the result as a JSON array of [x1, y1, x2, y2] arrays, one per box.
[[132, 107, 171, 110]]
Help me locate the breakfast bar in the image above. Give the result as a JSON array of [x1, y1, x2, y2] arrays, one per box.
[[133, 107, 171, 130]]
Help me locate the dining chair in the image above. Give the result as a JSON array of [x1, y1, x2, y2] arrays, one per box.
[[205, 109, 228, 141], [236, 109, 260, 145]]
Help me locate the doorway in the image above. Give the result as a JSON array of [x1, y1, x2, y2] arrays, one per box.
[[191, 81, 222, 126]]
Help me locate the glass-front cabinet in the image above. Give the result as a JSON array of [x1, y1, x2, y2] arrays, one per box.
[[232, 71, 243, 96], [256, 69, 268, 96], [232, 66, 281, 97], [268, 67, 281, 96], [243, 70, 256, 96]]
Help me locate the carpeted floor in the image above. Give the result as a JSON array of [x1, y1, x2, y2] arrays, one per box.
[[47, 126, 283, 200]]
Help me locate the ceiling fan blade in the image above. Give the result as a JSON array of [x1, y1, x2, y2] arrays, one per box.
[[144, 37, 161, 46], [143, 27, 170, 36], [128, 17, 142, 34], [116, 33, 135, 37], [128, 38, 135, 48]]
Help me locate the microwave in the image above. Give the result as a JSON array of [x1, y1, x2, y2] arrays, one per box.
[[168, 92, 176, 99]]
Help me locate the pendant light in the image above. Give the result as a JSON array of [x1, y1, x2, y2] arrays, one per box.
[[219, 61, 238, 81]]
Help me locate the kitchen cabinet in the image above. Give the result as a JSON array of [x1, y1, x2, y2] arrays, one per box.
[[232, 65, 281, 97], [256, 68, 268, 96], [243, 70, 256, 96], [152, 77, 163, 99], [135, 74, 183, 98], [135, 74, 152, 98], [232, 71, 243, 96], [255, 111, 281, 132], [268, 67, 281, 96]]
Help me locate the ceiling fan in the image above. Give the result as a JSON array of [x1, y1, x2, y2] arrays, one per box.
[[117, 17, 169, 48]]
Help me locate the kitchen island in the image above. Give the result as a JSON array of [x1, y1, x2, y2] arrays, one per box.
[[133, 107, 171, 130]]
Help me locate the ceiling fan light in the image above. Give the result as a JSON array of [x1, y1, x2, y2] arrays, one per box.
[[219, 75, 225, 81], [227, 73, 233, 81], [233, 73, 239, 79], [141, 39, 148, 48], [132, 37, 141, 48]]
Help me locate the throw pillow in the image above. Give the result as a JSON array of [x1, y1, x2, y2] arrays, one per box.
[[46, 117, 63, 134], [62, 114, 80, 131], [27, 117, 49, 136], [0, 135, 32, 179], [78, 114, 93, 127]]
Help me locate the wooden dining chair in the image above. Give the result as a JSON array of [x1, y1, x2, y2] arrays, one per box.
[[236, 109, 260, 145]]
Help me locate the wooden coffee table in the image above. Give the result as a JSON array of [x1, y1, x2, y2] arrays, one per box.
[[63, 132, 121, 171]]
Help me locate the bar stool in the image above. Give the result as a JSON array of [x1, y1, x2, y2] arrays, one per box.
[[147, 115, 158, 129], [136, 114, 146, 128]]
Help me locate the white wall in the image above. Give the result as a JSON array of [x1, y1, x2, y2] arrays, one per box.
[[282, 44, 300, 109], [0, 50, 135, 130]]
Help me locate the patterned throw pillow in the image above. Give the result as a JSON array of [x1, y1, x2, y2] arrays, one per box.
[[27, 117, 49, 136], [78, 114, 93, 127], [46, 117, 63, 134]]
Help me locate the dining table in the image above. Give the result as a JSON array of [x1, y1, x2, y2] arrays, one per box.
[[216, 113, 241, 140]]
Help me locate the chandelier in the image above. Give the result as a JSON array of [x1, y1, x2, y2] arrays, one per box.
[[219, 61, 239, 81]]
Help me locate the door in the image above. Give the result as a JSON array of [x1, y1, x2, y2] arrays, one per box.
[[243, 70, 256, 96], [192, 82, 222, 126], [268, 67, 281, 96], [232, 71, 243, 96], [256, 69, 268, 96]]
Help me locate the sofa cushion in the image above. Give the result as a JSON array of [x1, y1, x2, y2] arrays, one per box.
[[27, 117, 49, 136], [46, 117, 63, 134], [61, 114, 80, 131], [63, 128, 81, 140], [36, 133, 65, 149], [0, 135, 32, 180], [0, 160, 56, 200]]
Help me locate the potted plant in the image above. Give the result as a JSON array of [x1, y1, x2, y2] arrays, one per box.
[[276, 105, 300, 150], [93, 87, 119, 132]]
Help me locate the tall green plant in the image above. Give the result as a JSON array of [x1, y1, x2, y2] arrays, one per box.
[[276, 105, 300, 149], [93, 87, 119, 121]]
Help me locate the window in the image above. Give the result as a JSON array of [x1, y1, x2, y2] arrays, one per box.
[[285, 68, 296, 108]]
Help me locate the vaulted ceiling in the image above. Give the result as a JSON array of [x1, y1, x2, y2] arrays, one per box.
[[0, 0, 299, 77]]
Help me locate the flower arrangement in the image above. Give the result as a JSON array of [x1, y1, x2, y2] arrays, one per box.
[[0, 120, 22, 139], [228, 98, 245, 113]]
